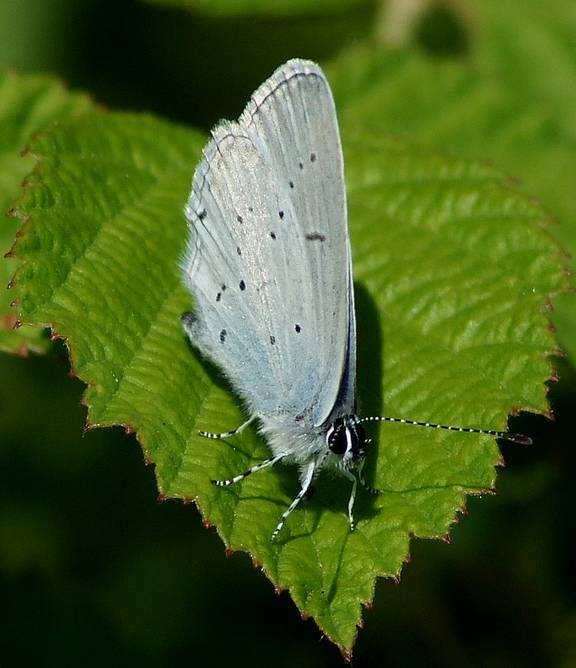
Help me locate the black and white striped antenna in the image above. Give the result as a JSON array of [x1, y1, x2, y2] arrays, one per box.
[[357, 415, 532, 445]]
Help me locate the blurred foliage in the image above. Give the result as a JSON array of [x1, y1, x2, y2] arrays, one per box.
[[146, 0, 374, 17], [1, 0, 575, 664]]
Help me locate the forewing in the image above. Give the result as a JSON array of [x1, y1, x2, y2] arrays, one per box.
[[182, 60, 354, 425]]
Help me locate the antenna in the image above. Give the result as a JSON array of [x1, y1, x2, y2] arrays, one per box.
[[358, 415, 532, 446]]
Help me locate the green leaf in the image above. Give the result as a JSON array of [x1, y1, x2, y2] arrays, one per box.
[[144, 0, 371, 18], [328, 44, 576, 362], [0, 70, 92, 354], [471, 0, 576, 359], [12, 109, 563, 653]]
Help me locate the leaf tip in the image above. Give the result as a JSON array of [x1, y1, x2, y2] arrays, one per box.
[[225, 548, 235, 558], [157, 492, 168, 503], [341, 648, 353, 663]]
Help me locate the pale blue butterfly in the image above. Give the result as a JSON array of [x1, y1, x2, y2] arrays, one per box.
[[181, 60, 530, 541]]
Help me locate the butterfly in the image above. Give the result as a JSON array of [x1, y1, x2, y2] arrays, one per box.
[[181, 59, 530, 541]]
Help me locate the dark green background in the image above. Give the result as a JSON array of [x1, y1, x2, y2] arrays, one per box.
[[1, 1, 574, 664]]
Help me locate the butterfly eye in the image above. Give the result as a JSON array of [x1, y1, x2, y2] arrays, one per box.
[[327, 418, 366, 459], [328, 423, 348, 455]]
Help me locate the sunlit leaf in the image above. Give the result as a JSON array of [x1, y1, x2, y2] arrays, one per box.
[[329, 44, 575, 362], [0, 70, 92, 354], [11, 104, 563, 651]]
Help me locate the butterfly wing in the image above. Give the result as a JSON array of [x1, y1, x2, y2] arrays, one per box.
[[182, 59, 354, 426]]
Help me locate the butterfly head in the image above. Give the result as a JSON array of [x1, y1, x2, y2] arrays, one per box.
[[326, 416, 369, 468]]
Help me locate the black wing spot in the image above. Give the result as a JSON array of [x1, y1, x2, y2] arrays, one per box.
[[295, 324, 301, 333], [310, 153, 316, 162], [198, 209, 207, 221], [237, 214, 243, 224], [181, 311, 197, 327], [248, 206, 253, 212], [236, 246, 241, 256], [270, 335, 276, 345], [221, 284, 227, 291], [220, 329, 227, 343], [216, 292, 222, 302], [279, 211, 284, 220], [270, 231, 276, 240], [289, 181, 294, 189], [298, 161, 303, 170], [305, 232, 326, 242], [239, 280, 246, 291]]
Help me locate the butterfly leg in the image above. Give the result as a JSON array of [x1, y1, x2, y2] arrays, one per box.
[[212, 452, 285, 487], [304, 450, 330, 501], [357, 461, 381, 496], [199, 415, 256, 439], [341, 469, 359, 531], [271, 460, 316, 541]]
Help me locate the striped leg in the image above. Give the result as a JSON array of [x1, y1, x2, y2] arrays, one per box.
[[271, 460, 316, 541], [341, 469, 358, 531], [357, 460, 381, 496], [199, 415, 256, 440], [212, 453, 285, 487]]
